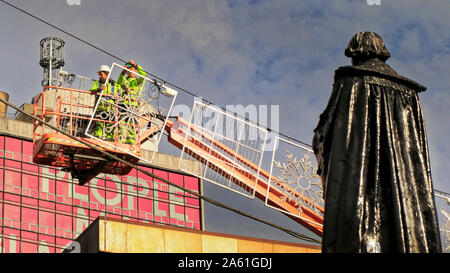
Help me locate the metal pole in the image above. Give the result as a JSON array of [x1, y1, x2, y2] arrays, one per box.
[[49, 41, 52, 87]]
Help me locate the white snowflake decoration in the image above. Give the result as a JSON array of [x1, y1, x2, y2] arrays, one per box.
[[273, 150, 323, 216]]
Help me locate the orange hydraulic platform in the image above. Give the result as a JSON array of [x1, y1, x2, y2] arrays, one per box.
[[32, 86, 140, 185]]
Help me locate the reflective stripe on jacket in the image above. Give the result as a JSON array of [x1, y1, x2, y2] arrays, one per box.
[[89, 80, 119, 111], [117, 65, 146, 106]]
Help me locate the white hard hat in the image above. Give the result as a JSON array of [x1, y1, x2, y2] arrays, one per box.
[[97, 65, 111, 73]]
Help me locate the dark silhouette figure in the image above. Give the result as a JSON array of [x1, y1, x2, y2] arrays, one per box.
[[313, 32, 442, 253]]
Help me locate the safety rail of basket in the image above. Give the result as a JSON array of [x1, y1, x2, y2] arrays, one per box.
[[32, 86, 118, 144]]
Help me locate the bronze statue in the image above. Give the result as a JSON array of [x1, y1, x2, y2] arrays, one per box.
[[313, 31, 442, 253]]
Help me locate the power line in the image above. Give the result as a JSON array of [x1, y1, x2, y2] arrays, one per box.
[[0, 96, 322, 244], [435, 189, 450, 197], [435, 189, 450, 205], [0, 0, 127, 64], [0, 0, 313, 148]]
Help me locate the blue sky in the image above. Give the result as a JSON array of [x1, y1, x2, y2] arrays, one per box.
[[0, 0, 449, 247]]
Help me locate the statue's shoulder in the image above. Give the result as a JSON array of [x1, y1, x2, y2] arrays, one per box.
[[334, 59, 426, 92]]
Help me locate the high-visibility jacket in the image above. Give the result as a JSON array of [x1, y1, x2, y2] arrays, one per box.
[[89, 80, 120, 112], [117, 65, 146, 107]]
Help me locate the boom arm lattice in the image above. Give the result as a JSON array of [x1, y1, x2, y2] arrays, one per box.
[[165, 117, 323, 236]]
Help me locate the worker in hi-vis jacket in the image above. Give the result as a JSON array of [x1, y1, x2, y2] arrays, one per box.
[[89, 65, 120, 141], [117, 60, 147, 144]]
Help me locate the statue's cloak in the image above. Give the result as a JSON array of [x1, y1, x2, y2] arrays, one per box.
[[313, 58, 442, 253]]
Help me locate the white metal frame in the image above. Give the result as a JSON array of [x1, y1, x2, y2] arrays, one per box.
[[265, 135, 323, 226], [177, 100, 268, 199], [85, 62, 178, 165]]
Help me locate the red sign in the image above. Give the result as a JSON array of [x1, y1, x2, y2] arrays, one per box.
[[0, 136, 202, 253]]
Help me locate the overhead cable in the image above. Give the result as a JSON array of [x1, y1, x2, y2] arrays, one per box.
[[0, 0, 312, 148]]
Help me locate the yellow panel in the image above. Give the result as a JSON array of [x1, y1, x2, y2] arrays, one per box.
[[99, 219, 106, 252], [125, 223, 165, 253], [92, 218, 320, 253], [237, 239, 274, 253], [202, 235, 238, 253], [104, 220, 127, 253], [272, 244, 317, 253], [304, 247, 321, 253], [164, 229, 202, 253]]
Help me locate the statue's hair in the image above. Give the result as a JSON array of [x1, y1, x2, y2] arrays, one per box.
[[345, 31, 391, 62]]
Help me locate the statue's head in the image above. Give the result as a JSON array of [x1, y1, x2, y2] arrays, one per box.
[[345, 31, 391, 65]]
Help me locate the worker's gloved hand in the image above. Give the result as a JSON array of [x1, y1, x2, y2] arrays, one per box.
[[126, 60, 138, 69]]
